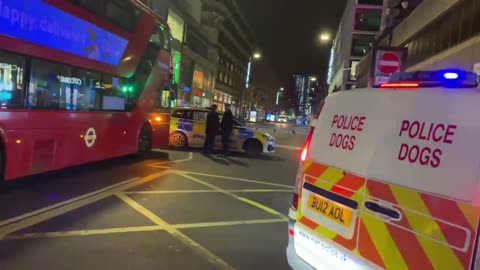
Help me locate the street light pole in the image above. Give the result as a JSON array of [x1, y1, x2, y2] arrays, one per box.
[[275, 87, 284, 106], [275, 87, 284, 115], [240, 52, 261, 120]]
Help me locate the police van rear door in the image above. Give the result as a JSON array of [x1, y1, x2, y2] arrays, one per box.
[[296, 74, 480, 270]]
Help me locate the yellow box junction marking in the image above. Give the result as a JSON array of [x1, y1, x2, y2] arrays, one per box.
[[117, 193, 235, 270]]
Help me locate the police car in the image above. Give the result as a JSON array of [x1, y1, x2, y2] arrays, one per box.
[[169, 108, 276, 155], [287, 70, 480, 270]]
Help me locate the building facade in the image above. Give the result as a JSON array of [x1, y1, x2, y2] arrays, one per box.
[[169, 0, 218, 109], [387, 0, 479, 73], [290, 75, 318, 116], [328, 0, 390, 93], [294, 75, 308, 115], [355, 0, 480, 88], [202, 0, 254, 115], [144, 0, 254, 114], [141, 0, 218, 109]]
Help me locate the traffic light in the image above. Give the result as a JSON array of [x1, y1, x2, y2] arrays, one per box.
[[122, 85, 134, 93]]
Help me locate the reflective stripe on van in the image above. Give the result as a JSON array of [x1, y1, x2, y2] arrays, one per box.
[[297, 161, 480, 270]]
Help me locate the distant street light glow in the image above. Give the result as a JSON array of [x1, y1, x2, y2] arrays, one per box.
[[309, 77, 317, 82], [253, 53, 261, 59], [320, 33, 331, 42], [280, 87, 284, 91]]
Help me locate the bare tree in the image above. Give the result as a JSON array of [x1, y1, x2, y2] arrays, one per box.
[[244, 86, 276, 111]]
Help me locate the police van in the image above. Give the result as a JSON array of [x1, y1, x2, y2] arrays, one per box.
[[286, 70, 480, 270], [169, 108, 276, 155]]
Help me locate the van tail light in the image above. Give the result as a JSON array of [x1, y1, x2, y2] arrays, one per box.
[[301, 127, 315, 162], [292, 127, 315, 210], [292, 193, 299, 209], [300, 147, 308, 162]]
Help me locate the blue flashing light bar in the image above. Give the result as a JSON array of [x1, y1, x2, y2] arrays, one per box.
[[386, 70, 478, 88], [443, 72, 459, 80], [0, 0, 129, 65]]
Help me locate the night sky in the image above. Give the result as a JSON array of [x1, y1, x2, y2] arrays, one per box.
[[238, 0, 347, 83]]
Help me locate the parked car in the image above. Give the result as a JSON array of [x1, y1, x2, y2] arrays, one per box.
[[169, 108, 276, 156]]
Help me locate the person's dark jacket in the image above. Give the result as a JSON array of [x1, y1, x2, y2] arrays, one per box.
[[206, 110, 220, 135], [221, 109, 234, 133]]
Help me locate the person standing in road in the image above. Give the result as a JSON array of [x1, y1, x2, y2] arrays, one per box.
[[221, 104, 234, 156], [203, 104, 220, 155]]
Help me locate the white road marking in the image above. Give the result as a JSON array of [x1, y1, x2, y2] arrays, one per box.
[[276, 145, 302, 150], [123, 189, 293, 195], [1, 218, 288, 240], [2, 226, 163, 240], [173, 218, 287, 229], [0, 170, 171, 237], [173, 170, 294, 189], [0, 169, 292, 237], [149, 151, 193, 166], [117, 193, 235, 270], [0, 177, 140, 228], [178, 173, 288, 220], [0, 167, 293, 270]]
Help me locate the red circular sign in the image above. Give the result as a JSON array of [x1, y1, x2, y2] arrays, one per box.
[[378, 52, 401, 74]]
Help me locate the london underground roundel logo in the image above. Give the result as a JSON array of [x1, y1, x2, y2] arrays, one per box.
[[84, 128, 97, 148]]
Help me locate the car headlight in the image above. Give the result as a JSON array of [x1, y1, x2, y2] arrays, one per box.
[[263, 133, 275, 141]]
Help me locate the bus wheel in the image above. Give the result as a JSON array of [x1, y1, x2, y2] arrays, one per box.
[[138, 125, 153, 154], [169, 132, 188, 148], [245, 139, 262, 157]]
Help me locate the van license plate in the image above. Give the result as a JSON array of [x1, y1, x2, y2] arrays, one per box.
[[307, 194, 353, 226]]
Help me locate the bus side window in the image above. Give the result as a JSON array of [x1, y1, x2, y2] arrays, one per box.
[[104, 0, 141, 31], [163, 28, 172, 52], [29, 59, 73, 110], [102, 74, 129, 111], [150, 25, 171, 52], [0, 51, 25, 109], [70, 0, 141, 32], [72, 69, 102, 111]]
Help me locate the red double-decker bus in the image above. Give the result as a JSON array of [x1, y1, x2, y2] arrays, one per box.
[[0, 0, 172, 183]]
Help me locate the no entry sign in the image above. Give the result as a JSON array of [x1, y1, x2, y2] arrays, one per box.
[[378, 52, 401, 74], [371, 48, 407, 86]]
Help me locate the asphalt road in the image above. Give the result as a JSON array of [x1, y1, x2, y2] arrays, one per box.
[[246, 122, 309, 136], [0, 132, 306, 270]]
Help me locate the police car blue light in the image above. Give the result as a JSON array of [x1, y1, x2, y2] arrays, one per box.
[[382, 69, 478, 89]]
